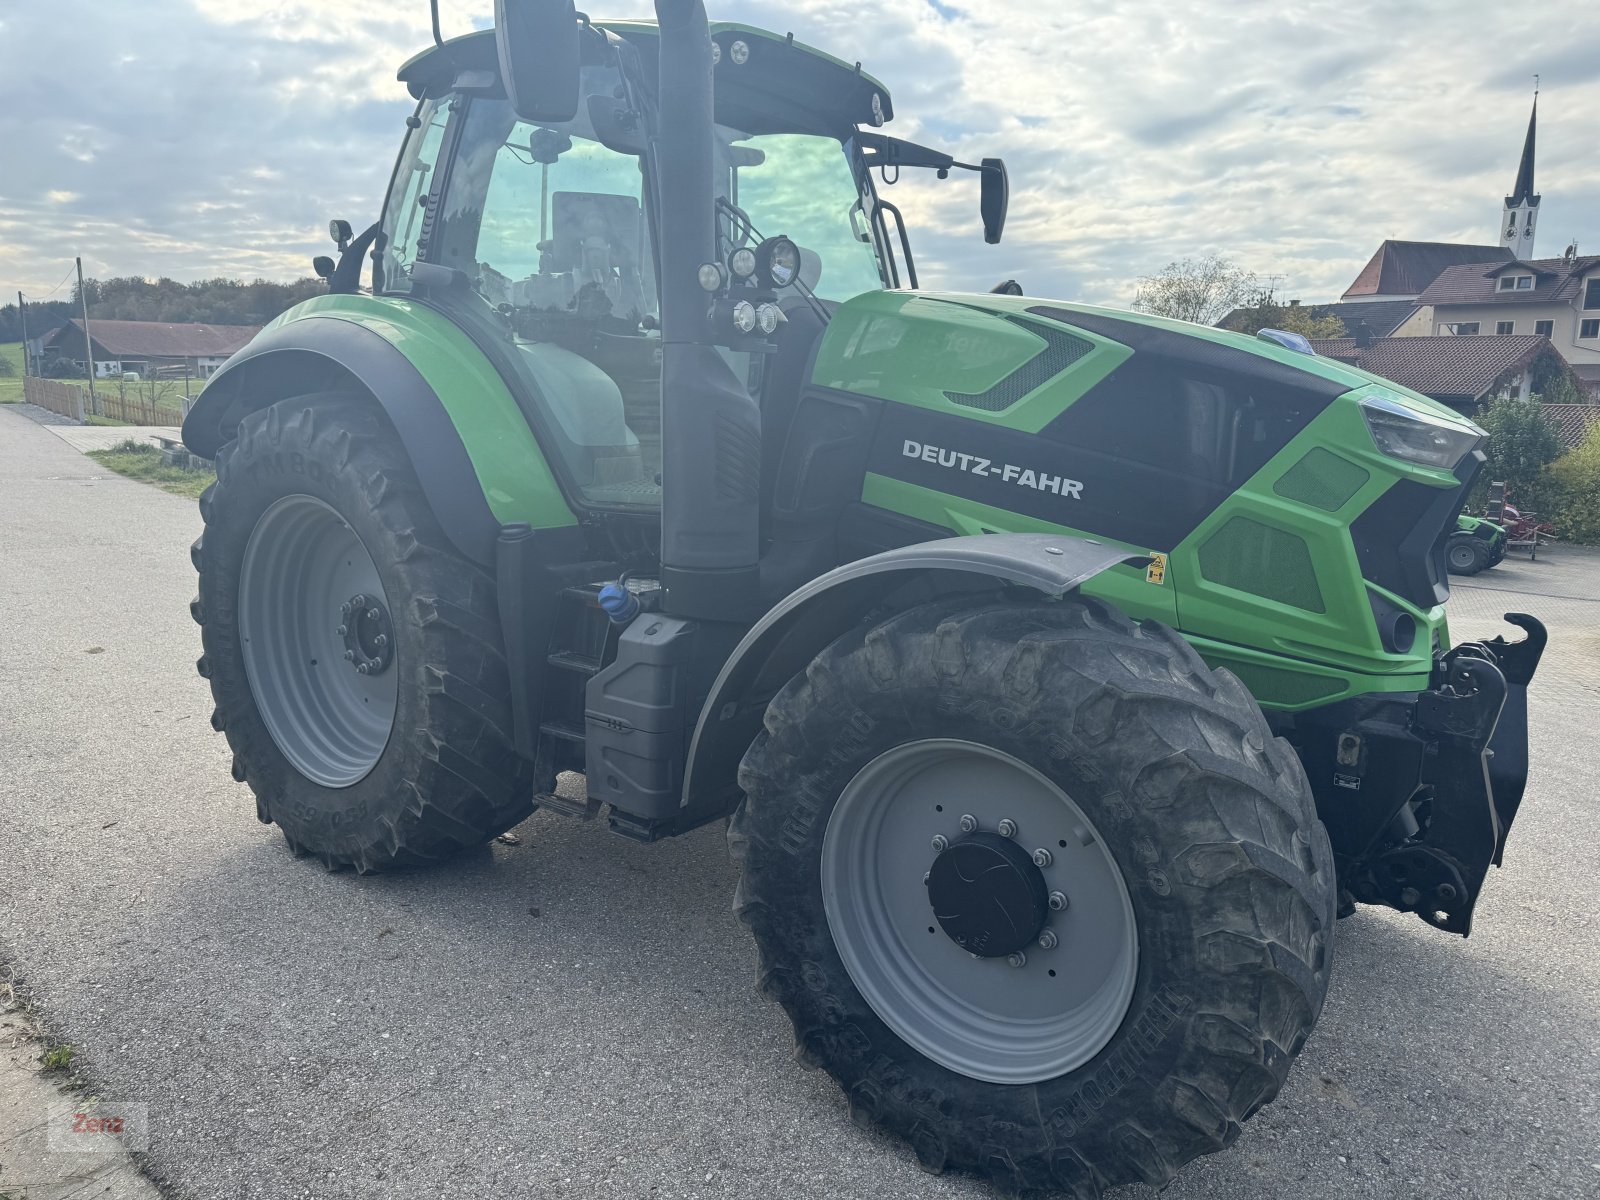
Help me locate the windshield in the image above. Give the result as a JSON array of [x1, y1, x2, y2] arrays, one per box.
[[714, 129, 886, 302]]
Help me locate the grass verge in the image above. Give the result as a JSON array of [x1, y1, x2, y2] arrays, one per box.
[[0, 343, 24, 403], [87, 440, 214, 500]]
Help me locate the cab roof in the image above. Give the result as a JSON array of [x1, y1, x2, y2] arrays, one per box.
[[398, 21, 893, 138]]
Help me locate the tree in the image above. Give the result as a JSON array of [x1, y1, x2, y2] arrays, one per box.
[[1131, 255, 1258, 326], [1219, 289, 1347, 339], [1477, 396, 1562, 508], [1545, 422, 1600, 544]]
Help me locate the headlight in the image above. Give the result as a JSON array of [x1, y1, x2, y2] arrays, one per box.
[[1360, 393, 1484, 470], [731, 300, 758, 334], [756, 235, 801, 289], [728, 248, 757, 280]]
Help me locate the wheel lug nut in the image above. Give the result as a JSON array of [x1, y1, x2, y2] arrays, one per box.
[[923, 871, 930, 886], [367, 608, 381, 621], [343, 650, 356, 662], [1048, 890, 1069, 912], [336, 625, 348, 636], [997, 818, 1017, 839], [356, 663, 370, 675], [1032, 848, 1053, 868], [374, 634, 388, 648], [958, 814, 977, 833], [1006, 952, 1027, 968], [1038, 929, 1058, 950], [930, 834, 948, 853]]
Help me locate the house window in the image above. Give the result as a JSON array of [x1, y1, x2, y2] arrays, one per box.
[[1585, 279, 1600, 310], [1535, 320, 1554, 336], [1496, 321, 1515, 335], [1498, 276, 1515, 290], [1581, 319, 1600, 340], [1516, 275, 1533, 290], [1444, 322, 1480, 336], [1498, 274, 1534, 291]]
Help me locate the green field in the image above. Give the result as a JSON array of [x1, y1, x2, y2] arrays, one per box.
[[0, 343, 25, 403]]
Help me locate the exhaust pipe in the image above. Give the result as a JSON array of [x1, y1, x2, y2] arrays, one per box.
[[653, 0, 763, 620]]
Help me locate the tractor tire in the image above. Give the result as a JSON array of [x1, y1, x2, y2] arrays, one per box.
[[731, 594, 1336, 1197], [191, 392, 535, 871], [1446, 533, 1489, 576]]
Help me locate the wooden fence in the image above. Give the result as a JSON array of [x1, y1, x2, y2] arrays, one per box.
[[22, 376, 190, 426], [22, 377, 89, 421]]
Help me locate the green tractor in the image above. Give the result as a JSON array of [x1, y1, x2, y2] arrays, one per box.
[[183, 2, 1547, 1192], [1447, 513, 1508, 575]]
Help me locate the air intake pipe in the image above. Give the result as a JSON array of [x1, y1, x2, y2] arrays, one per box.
[[653, 0, 764, 620]]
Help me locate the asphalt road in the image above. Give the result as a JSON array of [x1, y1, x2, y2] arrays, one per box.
[[2, 402, 1597, 1200]]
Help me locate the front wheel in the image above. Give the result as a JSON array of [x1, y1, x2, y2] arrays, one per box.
[[192, 393, 534, 870], [732, 595, 1336, 1195], [1446, 534, 1489, 575]]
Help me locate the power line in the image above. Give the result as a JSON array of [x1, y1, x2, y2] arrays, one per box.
[[24, 263, 78, 301]]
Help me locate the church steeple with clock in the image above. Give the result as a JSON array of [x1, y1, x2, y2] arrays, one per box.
[[1500, 92, 1540, 260]]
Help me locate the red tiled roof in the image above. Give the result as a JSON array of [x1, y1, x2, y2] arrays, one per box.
[[1342, 241, 1513, 298], [1543, 403, 1600, 451], [1306, 334, 1549, 400], [47, 319, 260, 358], [1417, 255, 1600, 306]]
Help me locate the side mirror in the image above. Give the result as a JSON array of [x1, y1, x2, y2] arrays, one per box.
[[980, 158, 1009, 245], [494, 0, 581, 124]]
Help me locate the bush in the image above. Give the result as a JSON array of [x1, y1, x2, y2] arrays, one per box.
[[1545, 424, 1600, 544], [0, 354, 14, 377], [1476, 398, 1562, 508]]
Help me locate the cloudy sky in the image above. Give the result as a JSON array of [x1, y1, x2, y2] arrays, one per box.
[[2, 0, 1597, 308]]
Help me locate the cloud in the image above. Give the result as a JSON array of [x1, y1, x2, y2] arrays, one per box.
[[2, 0, 1598, 308]]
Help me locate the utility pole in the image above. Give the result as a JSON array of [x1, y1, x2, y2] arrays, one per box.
[[16, 291, 29, 378], [76, 256, 97, 414]]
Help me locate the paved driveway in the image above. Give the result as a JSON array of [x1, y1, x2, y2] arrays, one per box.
[[1, 403, 1597, 1199]]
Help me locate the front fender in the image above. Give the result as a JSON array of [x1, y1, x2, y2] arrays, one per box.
[[680, 533, 1142, 813]]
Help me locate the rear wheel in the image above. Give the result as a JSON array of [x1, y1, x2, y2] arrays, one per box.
[[192, 393, 534, 870], [732, 594, 1336, 1196], [1447, 534, 1488, 575]]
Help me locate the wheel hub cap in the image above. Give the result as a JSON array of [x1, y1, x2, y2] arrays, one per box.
[[926, 833, 1048, 957], [340, 593, 394, 677]]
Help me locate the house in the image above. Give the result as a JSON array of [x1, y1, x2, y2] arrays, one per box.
[[1339, 240, 1513, 304], [41, 319, 260, 381], [1414, 254, 1600, 371], [1309, 333, 1552, 412]]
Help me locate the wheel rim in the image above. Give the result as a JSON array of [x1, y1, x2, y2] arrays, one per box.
[[821, 739, 1138, 1085], [1449, 542, 1478, 570], [238, 495, 398, 787]]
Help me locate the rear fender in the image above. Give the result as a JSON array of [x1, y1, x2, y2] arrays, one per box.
[[183, 301, 574, 566], [679, 533, 1142, 814]]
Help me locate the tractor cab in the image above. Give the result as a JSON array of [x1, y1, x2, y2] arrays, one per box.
[[387, 24, 915, 515]]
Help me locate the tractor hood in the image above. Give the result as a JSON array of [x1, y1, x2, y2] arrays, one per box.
[[810, 289, 1472, 426]]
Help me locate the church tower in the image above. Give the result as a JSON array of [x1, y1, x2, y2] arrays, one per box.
[[1500, 93, 1540, 260]]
